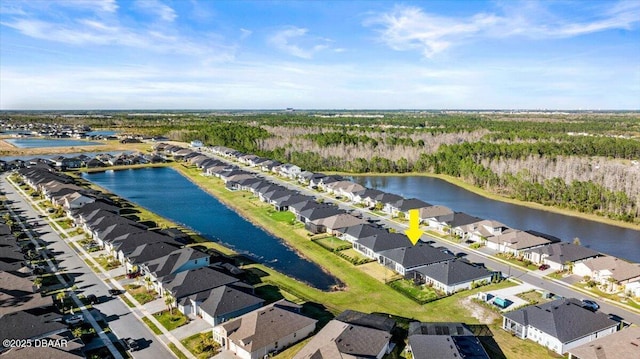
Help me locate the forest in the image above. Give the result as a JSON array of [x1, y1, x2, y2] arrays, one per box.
[[2, 111, 639, 223]]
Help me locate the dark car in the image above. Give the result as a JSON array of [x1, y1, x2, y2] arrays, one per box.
[[86, 294, 98, 304], [538, 264, 550, 270], [125, 338, 139, 352], [582, 299, 600, 311], [108, 288, 122, 296]]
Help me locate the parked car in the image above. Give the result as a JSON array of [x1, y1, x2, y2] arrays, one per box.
[[86, 294, 98, 304], [108, 288, 122, 296], [582, 299, 600, 311], [539, 264, 550, 271], [125, 338, 139, 352], [64, 314, 84, 325]]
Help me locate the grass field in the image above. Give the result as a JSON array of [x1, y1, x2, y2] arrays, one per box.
[[180, 332, 220, 359], [153, 310, 189, 331]]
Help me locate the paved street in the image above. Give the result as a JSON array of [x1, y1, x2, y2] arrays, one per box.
[[205, 150, 640, 326], [1, 176, 175, 359]]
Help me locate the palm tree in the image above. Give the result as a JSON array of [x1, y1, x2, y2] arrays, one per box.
[[144, 276, 152, 293], [164, 293, 175, 314]]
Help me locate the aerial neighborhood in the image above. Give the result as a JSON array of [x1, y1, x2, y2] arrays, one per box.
[[0, 136, 639, 359]]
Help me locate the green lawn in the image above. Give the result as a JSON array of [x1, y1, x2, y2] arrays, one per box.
[[168, 343, 189, 359], [180, 332, 220, 359], [125, 284, 157, 305], [388, 279, 441, 304], [141, 317, 162, 335], [267, 209, 296, 223], [153, 310, 189, 331], [94, 255, 121, 270], [314, 236, 351, 251], [338, 248, 371, 263]]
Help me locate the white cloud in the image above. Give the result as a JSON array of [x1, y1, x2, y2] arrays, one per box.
[[268, 26, 330, 59], [365, 2, 640, 58], [135, 0, 177, 22]]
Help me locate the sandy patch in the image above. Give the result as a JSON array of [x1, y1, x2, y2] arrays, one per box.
[[460, 296, 499, 324]]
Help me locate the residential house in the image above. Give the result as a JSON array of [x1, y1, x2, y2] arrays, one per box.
[[278, 164, 302, 179], [191, 285, 264, 326], [213, 300, 317, 359], [453, 219, 509, 243], [524, 242, 601, 271], [502, 298, 618, 354], [418, 205, 454, 232], [298, 205, 344, 224], [325, 181, 366, 201], [0, 311, 70, 354], [352, 188, 385, 207], [410, 260, 495, 294], [141, 246, 210, 281], [567, 326, 640, 359], [293, 318, 393, 359], [307, 213, 367, 235], [486, 230, 555, 256], [340, 223, 387, 244], [406, 322, 490, 359], [378, 243, 455, 276], [393, 198, 431, 218], [160, 266, 239, 307], [377, 193, 404, 215], [573, 256, 640, 292], [0, 271, 53, 315], [354, 232, 412, 260]]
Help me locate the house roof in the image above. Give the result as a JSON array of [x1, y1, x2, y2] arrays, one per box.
[[377, 193, 403, 205], [0, 310, 67, 341], [110, 231, 176, 254], [567, 326, 640, 359], [0, 271, 53, 315], [525, 242, 601, 264], [143, 247, 209, 277], [299, 206, 345, 221], [197, 285, 264, 318], [220, 300, 316, 354], [293, 319, 392, 359], [395, 198, 431, 212], [579, 256, 640, 282], [310, 214, 367, 231], [418, 205, 454, 219], [161, 266, 238, 299], [126, 241, 184, 264], [413, 260, 493, 286], [355, 232, 412, 253], [409, 334, 489, 359], [343, 224, 387, 240], [487, 230, 550, 250], [4, 345, 84, 359], [450, 212, 484, 228], [378, 244, 455, 269], [334, 310, 396, 332], [503, 298, 618, 343], [408, 322, 475, 337]]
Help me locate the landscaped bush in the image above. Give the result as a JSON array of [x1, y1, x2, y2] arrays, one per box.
[[388, 279, 442, 305]]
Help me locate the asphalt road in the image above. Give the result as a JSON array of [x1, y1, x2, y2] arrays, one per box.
[[1, 176, 174, 359], [205, 150, 640, 326]]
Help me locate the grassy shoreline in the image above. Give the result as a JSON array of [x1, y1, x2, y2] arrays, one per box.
[[327, 171, 640, 230]]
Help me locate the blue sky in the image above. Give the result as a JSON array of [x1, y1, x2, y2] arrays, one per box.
[[1, 0, 639, 110]]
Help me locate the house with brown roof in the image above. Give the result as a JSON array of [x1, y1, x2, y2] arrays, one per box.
[[213, 300, 317, 359], [567, 326, 640, 359], [486, 230, 554, 256], [524, 242, 601, 271], [573, 256, 640, 292], [453, 219, 509, 243], [307, 213, 367, 235], [418, 205, 454, 232]]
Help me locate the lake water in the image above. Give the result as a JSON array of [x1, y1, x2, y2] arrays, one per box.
[[351, 176, 640, 263], [83, 167, 339, 289], [5, 138, 103, 148]]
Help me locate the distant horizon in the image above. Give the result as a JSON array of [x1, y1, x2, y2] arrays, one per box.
[[1, 108, 639, 113], [1, 1, 639, 110]]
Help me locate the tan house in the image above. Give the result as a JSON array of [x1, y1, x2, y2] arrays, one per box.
[[486, 230, 552, 256], [213, 300, 317, 359], [568, 326, 640, 359], [308, 213, 367, 235], [573, 256, 640, 292]]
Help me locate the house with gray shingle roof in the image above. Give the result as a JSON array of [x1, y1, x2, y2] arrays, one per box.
[[340, 223, 388, 244], [378, 243, 455, 275], [213, 300, 317, 359], [410, 260, 495, 294], [193, 285, 264, 326], [524, 242, 601, 271], [502, 298, 618, 354], [293, 319, 393, 359], [407, 322, 490, 359], [567, 326, 640, 359], [308, 213, 367, 235], [160, 266, 239, 303], [354, 232, 412, 260]]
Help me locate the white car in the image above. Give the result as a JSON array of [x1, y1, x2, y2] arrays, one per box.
[[64, 314, 84, 325]]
